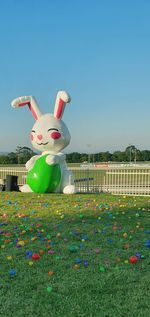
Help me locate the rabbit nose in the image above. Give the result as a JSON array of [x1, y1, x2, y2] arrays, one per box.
[[50, 132, 61, 140], [37, 134, 43, 140]]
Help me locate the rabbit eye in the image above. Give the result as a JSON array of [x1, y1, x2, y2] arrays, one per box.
[[30, 130, 36, 141], [47, 128, 59, 132]]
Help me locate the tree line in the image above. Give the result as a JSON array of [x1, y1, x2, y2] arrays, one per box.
[[66, 145, 150, 163], [0, 145, 150, 164]]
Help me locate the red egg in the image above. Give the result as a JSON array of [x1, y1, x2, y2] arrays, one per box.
[[129, 255, 138, 264], [32, 253, 40, 260]]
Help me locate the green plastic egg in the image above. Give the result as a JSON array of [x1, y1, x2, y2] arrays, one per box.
[[27, 155, 61, 193]]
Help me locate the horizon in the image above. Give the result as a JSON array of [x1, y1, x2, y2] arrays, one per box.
[[0, 144, 150, 155], [0, 0, 150, 153]]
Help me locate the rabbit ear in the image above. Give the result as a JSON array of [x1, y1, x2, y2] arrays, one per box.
[[11, 96, 42, 120], [54, 91, 71, 120]]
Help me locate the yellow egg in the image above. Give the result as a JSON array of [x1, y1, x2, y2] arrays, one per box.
[[74, 264, 80, 269], [18, 240, 25, 246], [31, 237, 37, 241], [7, 256, 12, 260], [29, 261, 33, 266]]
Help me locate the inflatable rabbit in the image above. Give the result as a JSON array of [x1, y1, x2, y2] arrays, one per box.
[[11, 91, 76, 194]]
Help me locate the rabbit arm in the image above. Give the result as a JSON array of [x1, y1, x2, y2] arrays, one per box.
[[45, 154, 64, 165], [25, 155, 40, 170]]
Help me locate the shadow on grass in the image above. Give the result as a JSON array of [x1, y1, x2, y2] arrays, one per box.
[[0, 192, 150, 317]]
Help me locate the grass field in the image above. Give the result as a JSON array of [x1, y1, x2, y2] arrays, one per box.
[[0, 192, 150, 317]]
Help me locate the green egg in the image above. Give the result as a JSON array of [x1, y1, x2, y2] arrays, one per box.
[[27, 155, 61, 193]]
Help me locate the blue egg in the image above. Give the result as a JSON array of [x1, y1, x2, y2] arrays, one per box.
[[135, 252, 141, 259], [9, 269, 16, 276], [145, 240, 150, 247], [84, 261, 89, 267], [26, 250, 33, 258], [75, 258, 82, 264]]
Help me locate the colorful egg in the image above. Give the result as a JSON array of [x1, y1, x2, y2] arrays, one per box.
[[27, 155, 61, 193]]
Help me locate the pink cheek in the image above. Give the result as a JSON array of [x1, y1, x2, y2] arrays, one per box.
[[30, 134, 34, 141], [50, 132, 61, 140]]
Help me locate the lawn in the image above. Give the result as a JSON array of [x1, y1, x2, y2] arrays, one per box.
[[0, 192, 150, 317]]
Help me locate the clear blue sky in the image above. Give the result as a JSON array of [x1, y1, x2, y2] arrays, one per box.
[[0, 0, 150, 154]]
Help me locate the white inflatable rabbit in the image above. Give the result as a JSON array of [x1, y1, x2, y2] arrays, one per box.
[[11, 91, 76, 194]]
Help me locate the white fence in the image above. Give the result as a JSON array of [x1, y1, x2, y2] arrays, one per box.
[[102, 167, 150, 196], [1, 164, 150, 196], [0, 166, 27, 186]]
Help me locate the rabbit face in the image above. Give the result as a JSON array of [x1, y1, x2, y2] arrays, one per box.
[[11, 91, 72, 153], [30, 113, 71, 153]]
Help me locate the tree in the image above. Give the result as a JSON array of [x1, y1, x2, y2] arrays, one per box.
[[99, 151, 112, 162], [112, 151, 126, 162], [80, 153, 88, 163], [140, 150, 150, 161], [0, 155, 10, 164], [16, 146, 35, 164], [7, 152, 18, 164], [125, 145, 140, 163]]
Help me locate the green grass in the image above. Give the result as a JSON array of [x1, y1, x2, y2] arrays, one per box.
[[0, 192, 150, 317]]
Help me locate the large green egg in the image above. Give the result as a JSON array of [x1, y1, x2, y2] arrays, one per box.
[[27, 155, 61, 193]]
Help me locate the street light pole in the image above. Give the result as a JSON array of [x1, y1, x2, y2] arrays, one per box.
[[87, 144, 91, 192], [87, 144, 91, 164], [134, 149, 136, 164], [129, 148, 131, 164]]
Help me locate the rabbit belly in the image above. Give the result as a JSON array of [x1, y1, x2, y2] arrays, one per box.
[[27, 155, 61, 193]]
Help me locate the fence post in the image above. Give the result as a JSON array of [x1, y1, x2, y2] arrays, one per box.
[[87, 167, 90, 193]]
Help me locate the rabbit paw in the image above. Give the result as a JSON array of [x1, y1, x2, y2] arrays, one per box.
[[20, 184, 33, 193], [46, 155, 59, 165], [63, 185, 76, 194]]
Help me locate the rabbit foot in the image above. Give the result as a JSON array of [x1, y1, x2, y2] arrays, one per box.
[[20, 184, 33, 193], [63, 185, 76, 194]]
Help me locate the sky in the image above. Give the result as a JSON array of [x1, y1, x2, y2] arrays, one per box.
[[0, 0, 150, 154]]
